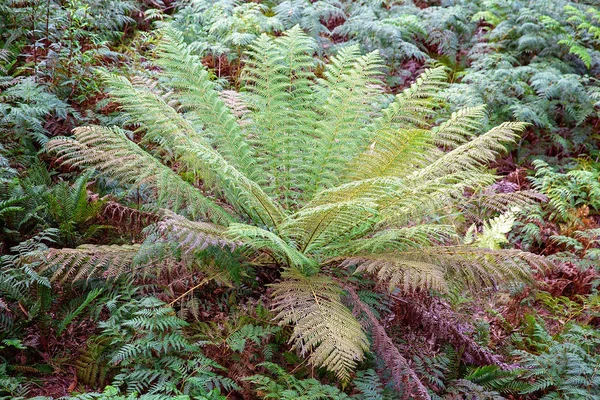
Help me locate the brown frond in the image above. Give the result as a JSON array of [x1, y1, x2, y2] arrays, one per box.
[[397, 295, 512, 369], [40, 244, 140, 284], [343, 285, 431, 400], [101, 201, 160, 231]]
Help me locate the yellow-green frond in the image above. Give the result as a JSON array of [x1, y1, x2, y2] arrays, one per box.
[[346, 66, 448, 181], [271, 269, 369, 382], [343, 253, 448, 292], [99, 71, 285, 227], [242, 27, 318, 207], [342, 225, 459, 254], [431, 106, 487, 148], [226, 223, 316, 272], [282, 201, 379, 254], [46, 126, 233, 224], [348, 246, 544, 293], [417, 122, 527, 180]]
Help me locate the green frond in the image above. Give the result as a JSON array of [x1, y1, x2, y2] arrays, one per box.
[[306, 171, 495, 230], [271, 269, 369, 382], [308, 48, 384, 195], [353, 369, 385, 400], [431, 106, 487, 148], [46, 126, 232, 224], [347, 66, 448, 181], [307, 177, 406, 207], [379, 172, 499, 225], [157, 211, 237, 254], [226, 223, 316, 271], [154, 28, 259, 180], [417, 122, 527, 180], [558, 38, 592, 68], [245, 361, 351, 399], [466, 189, 545, 216], [39, 244, 140, 284], [474, 209, 518, 250], [98, 72, 285, 227], [282, 200, 379, 254], [342, 225, 459, 254], [242, 27, 318, 207]]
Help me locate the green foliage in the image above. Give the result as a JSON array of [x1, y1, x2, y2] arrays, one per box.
[[45, 27, 543, 386], [6, 0, 600, 398], [465, 209, 518, 250], [512, 321, 600, 399], [63, 385, 200, 399], [0, 76, 70, 145], [445, 0, 600, 163], [168, 0, 282, 66], [245, 362, 350, 399], [0, 362, 30, 399], [513, 159, 600, 266], [44, 173, 107, 246], [0, 230, 55, 326], [536, 291, 600, 324], [0, 166, 105, 246], [530, 160, 600, 222], [1, 0, 140, 102], [82, 296, 236, 397]]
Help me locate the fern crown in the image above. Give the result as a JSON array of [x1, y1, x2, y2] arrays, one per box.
[[46, 27, 545, 383]]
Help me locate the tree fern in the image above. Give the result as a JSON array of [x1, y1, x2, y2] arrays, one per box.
[[45, 28, 545, 388]]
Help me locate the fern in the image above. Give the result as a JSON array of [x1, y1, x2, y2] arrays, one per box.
[[92, 297, 237, 397], [245, 361, 350, 400], [352, 369, 387, 400], [271, 269, 369, 382], [39, 244, 140, 284], [56, 287, 104, 335], [0, 76, 70, 145], [226, 324, 280, 353], [512, 322, 600, 398], [44, 28, 544, 388]]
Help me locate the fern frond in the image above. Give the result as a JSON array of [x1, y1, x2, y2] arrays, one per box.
[[242, 26, 318, 207], [342, 225, 459, 254], [153, 28, 259, 180], [347, 66, 448, 181], [157, 211, 237, 254], [417, 122, 527, 180], [97, 73, 285, 227], [47, 126, 232, 224], [40, 244, 140, 284], [271, 269, 369, 382], [347, 246, 544, 292], [282, 200, 379, 254], [343, 253, 448, 292], [308, 47, 384, 195], [344, 285, 430, 399], [431, 106, 487, 148], [226, 223, 316, 271]]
